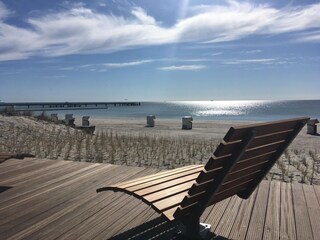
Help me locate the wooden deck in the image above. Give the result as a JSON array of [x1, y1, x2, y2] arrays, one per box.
[[0, 158, 319, 240]]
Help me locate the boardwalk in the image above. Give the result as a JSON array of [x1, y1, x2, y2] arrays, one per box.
[[0, 158, 319, 240]]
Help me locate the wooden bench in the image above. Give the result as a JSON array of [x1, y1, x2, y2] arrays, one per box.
[[97, 117, 309, 239]]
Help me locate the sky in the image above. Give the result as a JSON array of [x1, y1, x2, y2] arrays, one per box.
[[0, 0, 319, 102]]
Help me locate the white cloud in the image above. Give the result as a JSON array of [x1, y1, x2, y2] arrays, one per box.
[[0, 1, 319, 61], [103, 60, 153, 68], [131, 7, 156, 25], [0, 1, 11, 19], [297, 30, 320, 43], [159, 65, 206, 71], [211, 52, 222, 56], [244, 50, 262, 54], [223, 58, 276, 64], [44, 75, 66, 78]]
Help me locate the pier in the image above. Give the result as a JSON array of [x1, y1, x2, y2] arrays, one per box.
[[0, 101, 141, 111]]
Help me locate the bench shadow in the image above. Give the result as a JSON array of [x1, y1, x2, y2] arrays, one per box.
[[110, 216, 229, 240], [0, 186, 13, 193]]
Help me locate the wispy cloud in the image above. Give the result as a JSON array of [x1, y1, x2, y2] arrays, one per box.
[[0, 1, 11, 19], [244, 50, 262, 54], [0, 1, 319, 61], [296, 30, 320, 43], [103, 59, 153, 68], [159, 65, 206, 71], [44, 75, 66, 78], [223, 58, 276, 65]]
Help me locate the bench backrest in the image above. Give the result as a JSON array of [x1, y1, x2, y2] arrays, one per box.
[[174, 117, 309, 219]]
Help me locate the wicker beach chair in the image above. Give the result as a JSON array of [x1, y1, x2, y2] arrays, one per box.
[[97, 117, 309, 239]]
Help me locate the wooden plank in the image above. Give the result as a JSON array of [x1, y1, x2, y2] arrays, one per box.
[[205, 150, 276, 173], [114, 165, 202, 188], [0, 160, 48, 179], [210, 179, 254, 204], [117, 206, 160, 233], [1, 156, 318, 240], [245, 180, 270, 240], [303, 184, 320, 239], [238, 119, 306, 200], [177, 178, 252, 215], [204, 197, 231, 230], [0, 163, 100, 209], [183, 130, 256, 220], [215, 129, 292, 157], [0, 153, 14, 163], [95, 201, 152, 239], [232, 151, 275, 171], [0, 158, 40, 171], [20, 168, 160, 240], [48, 194, 133, 240], [229, 188, 258, 240], [291, 183, 313, 240], [206, 141, 285, 176], [220, 171, 260, 192], [193, 152, 273, 195], [240, 140, 285, 161], [223, 117, 308, 142], [81, 196, 144, 240], [199, 203, 216, 224], [0, 165, 113, 235], [105, 206, 161, 238], [126, 170, 201, 192], [279, 182, 296, 240], [135, 173, 198, 196], [2, 165, 153, 240], [0, 160, 59, 181], [13, 193, 114, 240], [152, 191, 187, 211], [214, 196, 242, 238], [162, 206, 178, 221], [263, 181, 280, 240], [192, 166, 222, 184], [0, 161, 94, 205], [224, 165, 262, 184], [204, 156, 230, 171], [0, 160, 70, 185], [143, 180, 195, 202]]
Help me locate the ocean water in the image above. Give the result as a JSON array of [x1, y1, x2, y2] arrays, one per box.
[[44, 100, 320, 122]]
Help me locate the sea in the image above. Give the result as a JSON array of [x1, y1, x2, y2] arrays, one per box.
[[43, 100, 320, 122]]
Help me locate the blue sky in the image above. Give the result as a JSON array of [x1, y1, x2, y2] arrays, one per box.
[[0, 0, 319, 102]]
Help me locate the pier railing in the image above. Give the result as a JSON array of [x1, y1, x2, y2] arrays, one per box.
[[0, 101, 141, 111]]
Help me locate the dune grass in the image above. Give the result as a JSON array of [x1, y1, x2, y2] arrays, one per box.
[[1, 116, 319, 184]]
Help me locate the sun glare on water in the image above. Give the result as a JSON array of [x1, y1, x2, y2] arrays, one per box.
[[170, 100, 271, 116]]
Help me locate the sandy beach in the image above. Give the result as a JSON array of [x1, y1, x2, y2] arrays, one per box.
[[87, 117, 320, 150], [1, 115, 320, 184]]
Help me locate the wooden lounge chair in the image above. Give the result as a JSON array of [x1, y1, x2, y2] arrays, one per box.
[[97, 117, 309, 239]]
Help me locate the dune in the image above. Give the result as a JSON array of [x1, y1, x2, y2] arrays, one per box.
[[1, 115, 319, 184]]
